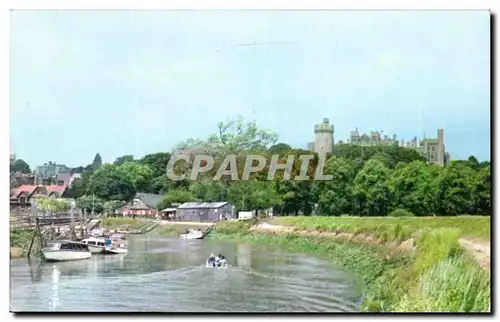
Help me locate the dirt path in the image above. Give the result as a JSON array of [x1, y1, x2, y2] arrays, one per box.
[[459, 238, 491, 272]]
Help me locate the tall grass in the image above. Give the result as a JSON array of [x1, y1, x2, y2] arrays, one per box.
[[213, 219, 490, 312], [271, 216, 490, 241]]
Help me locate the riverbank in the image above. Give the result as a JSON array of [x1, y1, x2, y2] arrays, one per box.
[[210, 217, 490, 312], [10, 229, 35, 259]]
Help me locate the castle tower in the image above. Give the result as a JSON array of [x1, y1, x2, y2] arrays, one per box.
[[314, 118, 334, 155], [437, 128, 444, 166]]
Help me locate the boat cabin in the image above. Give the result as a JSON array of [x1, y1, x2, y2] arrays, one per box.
[[45, 241, 90, 252]]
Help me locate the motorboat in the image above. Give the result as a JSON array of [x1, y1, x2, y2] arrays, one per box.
[[180, 228, 204, 240], [205, 257, 228, 269], [81, 234, 128, 255], [81, 237, 107, 254], [42, 241, 92, 262]]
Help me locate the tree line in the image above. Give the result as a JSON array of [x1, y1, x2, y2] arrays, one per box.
[[60, 117, 490, 217]]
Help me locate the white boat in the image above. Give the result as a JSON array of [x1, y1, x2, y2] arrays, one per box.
[[105, 247, 128, 255], [81, 237, 107, 254], [205, 258, 228, 269], [82, 235, 128, 255], [42, 241, 92, 262], [180, 228, 204, 240]]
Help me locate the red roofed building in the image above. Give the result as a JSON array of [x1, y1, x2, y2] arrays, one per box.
[[10, 184, 68, 211]]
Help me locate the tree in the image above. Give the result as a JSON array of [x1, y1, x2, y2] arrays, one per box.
[[471, 166, 491, 215], [435, 162, 476, 215], [157, 189, 196, 210], [114, 155, 135, 166], [37, 197, 70, 213], [227, 180, 283, 212], [11, 159, 31, 174], [63, 172, 92, 199], [388, 161, 441, 216], [76, 195, 105, 214], [315, 156, 356, 216], [352, 159, 391, 216], [267, 143, 293, 156], [174, 117, 278, 156], [189, 180, 227, 202], [139, 152, 171, 178], [103, 200, 126, 216], [92, 153, 102, 171], [119, 162, 154, 192], [87, 164, 136, 201]]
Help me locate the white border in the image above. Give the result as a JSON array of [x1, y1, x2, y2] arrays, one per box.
[[2, 1, 496, 322]]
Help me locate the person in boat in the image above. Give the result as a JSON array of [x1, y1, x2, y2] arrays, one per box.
[[219, 255, 227, 267], [207, 253, 216, 267]]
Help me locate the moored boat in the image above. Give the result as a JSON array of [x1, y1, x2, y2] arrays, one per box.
[[81, 237, 107, 254], [180, 228, 204, 240], [42, 241, 92, 262]]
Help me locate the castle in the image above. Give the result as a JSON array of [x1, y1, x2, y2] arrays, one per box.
[[307, 118, 334, 156], [307, 118, 450, 166]]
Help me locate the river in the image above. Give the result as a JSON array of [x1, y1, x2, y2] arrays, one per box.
[[10, 235, 363, 312]]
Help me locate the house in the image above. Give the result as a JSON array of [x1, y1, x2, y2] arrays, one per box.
[[176, 202, 235, 222], [119, 193, 164, 217], [10, 184, 68, 211], [10, 185, 47, 210], [46, 185, 68, 198]]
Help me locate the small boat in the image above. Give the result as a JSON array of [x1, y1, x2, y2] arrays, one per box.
[[42, 241, 92, 262], [205, 257, 228, 269], [180, 228, 204, 240], [81, 237, 107, 254]]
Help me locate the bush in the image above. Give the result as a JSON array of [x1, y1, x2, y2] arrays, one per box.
[[389, 209, 415, 217]]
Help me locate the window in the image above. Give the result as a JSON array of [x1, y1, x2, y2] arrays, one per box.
[[87, 241, 96, 246], [431, 146, 435, 152]]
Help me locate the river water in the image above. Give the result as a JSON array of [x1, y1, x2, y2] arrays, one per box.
[[10, 235, 363, 312]]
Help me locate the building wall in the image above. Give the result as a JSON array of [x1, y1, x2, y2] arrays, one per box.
[[177, 204, 234, 222]]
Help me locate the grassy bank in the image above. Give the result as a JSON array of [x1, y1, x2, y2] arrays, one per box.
[[270, 216, 490, 241], [10, 229, 36, 258], [100, 217, 151, 230], [211, 218, 490, 312]]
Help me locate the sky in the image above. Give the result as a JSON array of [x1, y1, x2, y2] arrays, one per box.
[[10, 10, 490, 168]]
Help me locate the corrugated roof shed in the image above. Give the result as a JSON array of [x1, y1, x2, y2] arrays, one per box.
[[178, 202, 228, 209]]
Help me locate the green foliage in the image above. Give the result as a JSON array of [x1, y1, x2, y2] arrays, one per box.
[[114, 155, 135, 166], [119, 162, 154, 192], [157, 189, 196, 210], [352, 160, 391, 216], [103, 200, 126, 215], [388, 161, 440, 216], [388, 209, 415, 217], [436, 162, 476, 215], [11, 159, 31, 174], [60, 118, 490, 217], [315, 157, 356, 216], [87, 164, 136, 201], [76, 195, 105, 213], [139, 152, 171, 178], [36, 197, 70, 213], [271, 216, 490, 241], [213, 217, 490, 312]]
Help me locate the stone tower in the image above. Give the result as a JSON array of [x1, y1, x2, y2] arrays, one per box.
[[314, 118, 334, 155], [437, 128, 444, 166]]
